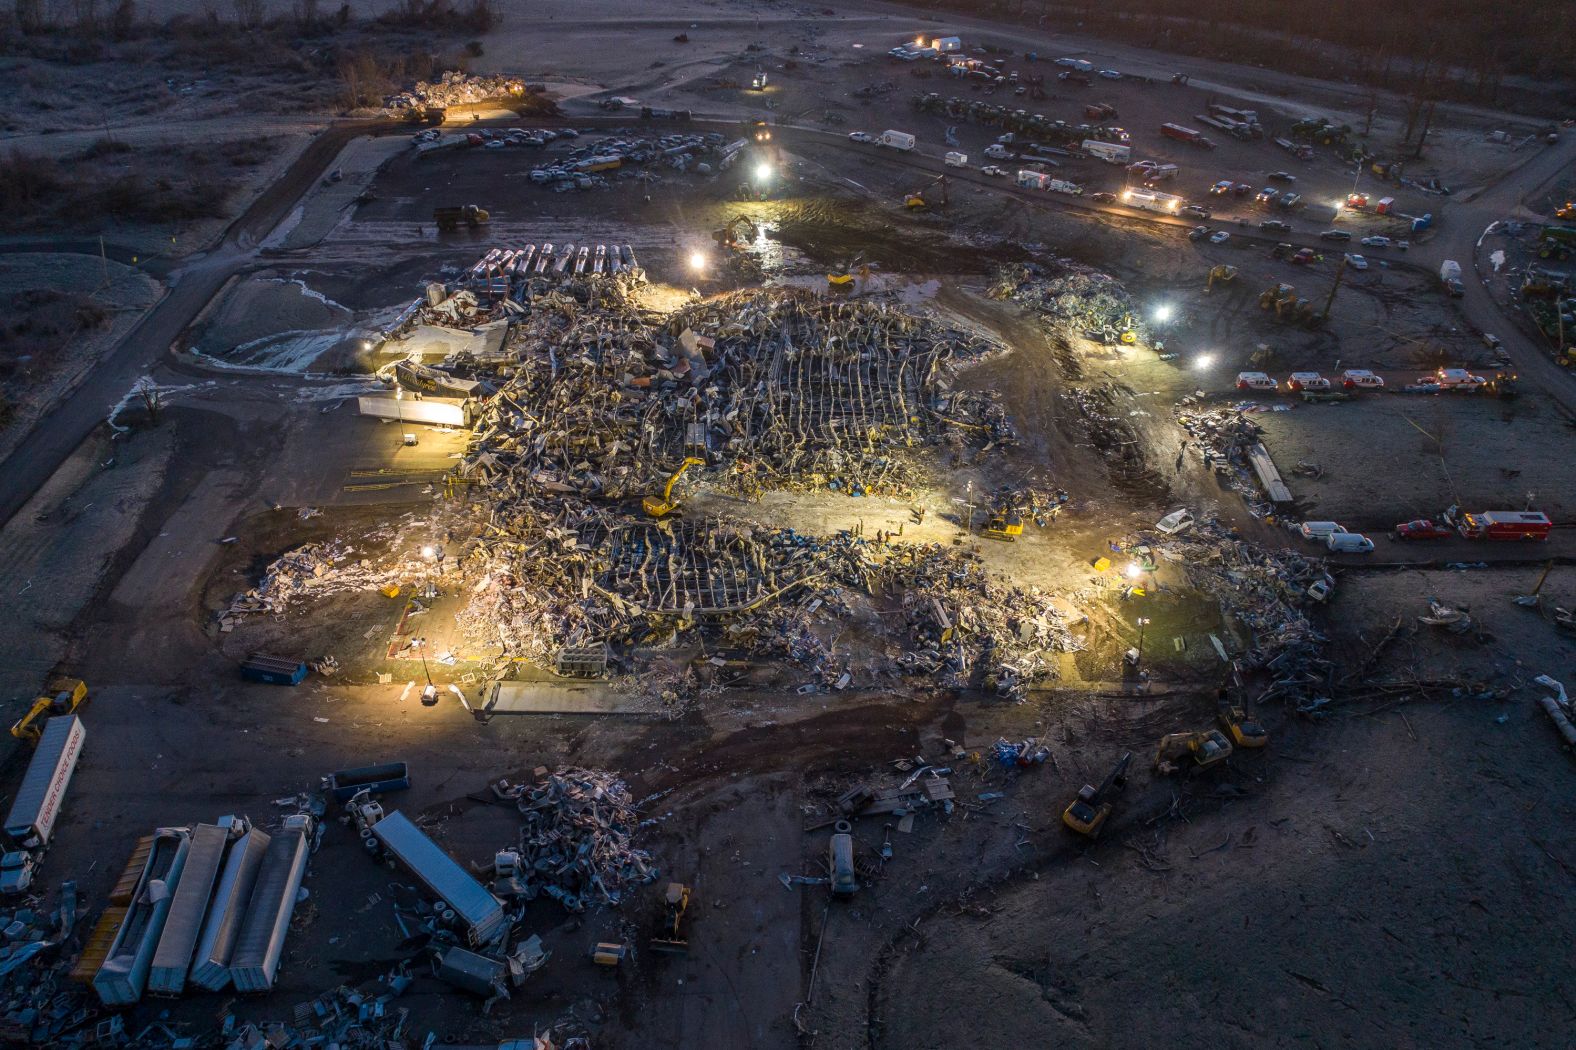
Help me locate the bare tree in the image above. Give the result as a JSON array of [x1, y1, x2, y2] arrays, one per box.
[[134, 377, 163, 426]]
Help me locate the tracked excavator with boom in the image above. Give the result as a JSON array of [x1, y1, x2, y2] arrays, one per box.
[[643, 458, 706, 518]]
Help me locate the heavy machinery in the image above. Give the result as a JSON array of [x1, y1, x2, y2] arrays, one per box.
[[1558, 202, 1576, 221], [828, 254, 869, 290], [650, 882, 692, 954], [749, 70, 768, 91], [1061, 751, 1132, 837], [1206, 264, 1238, 291], [1154, 729, 1233, 775], [713, 216, 758, 250], [591, 942, 628, 967], [433, 204, 489, 231], [904, 174, 949, 209], [1487, 370, 1519, 399], [1217, 692, 1268, 748], [981, 508, 1024, 541], [1538, 225, 1576, 261], [10, 678, 86, 744], [643, 457, 706, 518]]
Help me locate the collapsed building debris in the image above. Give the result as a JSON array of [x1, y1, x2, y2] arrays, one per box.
[[989, 262, 1145, 347], [382, 71, 528, 115], [490, 769, 657, 912]]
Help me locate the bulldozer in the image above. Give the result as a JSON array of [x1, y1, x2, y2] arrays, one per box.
[[650, 882, 692, 954], [643, 457, 706, 518], [713, 215, 758, 250], [980, 508, 1024, 541], [1206, 264, 1238, 291], [1154, 729, 1233, 775], [11, 678, 87, 744], [1259, 283, 1297, 315], [1061, 750, 1132, 837], [904, 174, 949, 209], [1217, 691, 1267, 748], [433, 204, 489, 231]]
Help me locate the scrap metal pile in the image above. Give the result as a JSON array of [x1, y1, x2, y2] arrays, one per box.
[[1176, 404, 1279, 516], [492, 769, 657, 913]]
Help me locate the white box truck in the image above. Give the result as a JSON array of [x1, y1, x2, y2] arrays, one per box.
[[4, 715, 85, 849], [1047, 179, 1083, 195], [1121, 188, 1184, 214], [878, 130, 916, 151], [944, 151, 968, 167], [1017, 169, 1051, 190], [1082, 140, 1131, 164]]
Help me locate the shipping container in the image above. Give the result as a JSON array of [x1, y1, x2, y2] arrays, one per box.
[[239, 655, 307, 687], [229, 815, 314, 993], [373, 811, 506, 946], [4, 715, 85, 849], [189, 828, 271, 992], [357, 396, 471, 428], [326, 762, 413, 802], [94, 828, 192, 1006], [148, 823, 234, 996]]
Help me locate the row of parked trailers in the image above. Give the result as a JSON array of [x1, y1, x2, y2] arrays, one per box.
[[90, 814, 314, 1006], [467, 243, 640, 298]]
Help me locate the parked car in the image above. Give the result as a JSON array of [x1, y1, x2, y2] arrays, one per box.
[[1345, 253, 1369, 270], [1277, 192, 1301, 209], [1209, 180, 1234, 196], [848, 131, 873, 143], [1299, 521, 1347, 541], [1089, 191, 1116, 203], [1290, 247, 1317, 265], [980, 164, 1008, 177], [1361, 235, 1392, 248], [1255, 187, 1279, 204], [1319, 229, 1353, 242], [1058, 71, 1092, 85], [1395, 239, 1410, 251], [1287, 371, 1331, 391], [1182, 204, 1211, 219], [1189, 225, 1210, 241], [1328, 533, 1376, 553], [1393, 519, 1452, 540], [1209, 230, 1231, 244], [1155, 509, 1195, 535], [1098, 69, 1123, 79], [1260, 219, 1292, 233], [1230, 182, 1252, 197], [1268, 171, 1297, 182], [1235, 371, 1277, 391]]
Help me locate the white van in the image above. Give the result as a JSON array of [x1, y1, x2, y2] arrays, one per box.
[[1341, 369, 1383, 389], [1327, 532, 1375, 553], [1287, 372, 1331, 391], [1298, 521, 1347, 541], [944, 151, 968, 167], [1235, 371, 1277, 391]]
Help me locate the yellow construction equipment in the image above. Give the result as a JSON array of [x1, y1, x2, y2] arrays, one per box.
[[1558, 202, 1576, 221], [10, 677, 86, 744], [643, 457, 706, 518], [904, 174, 949, 209], [650, 882, 692, 954], [432, 204, 489, 230], [591, 942, 628, 967], [1207, 264, 1238, 290], [1154, 729, 1233, 775], [713, 216, 757, 249], [981, 508, 1024, 541], [1061, 750, 1132, 837], [1217, 693, 1268, 748]]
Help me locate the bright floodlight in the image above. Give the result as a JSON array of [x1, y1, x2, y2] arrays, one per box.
[[1153, 303, 1174, 323], [1124, 563, 1142, 579], [1195, 352, 1215, 369], [754, 161, 772, 182], [688, 250, 708, 272], [421, 545, 436, 559]]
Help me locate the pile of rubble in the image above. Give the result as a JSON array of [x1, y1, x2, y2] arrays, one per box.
[[989, 262, 1143, 344], [493, 769, 658, 912], [1176, 404, 1279, 514], [222, 535, 413, 624], [1156, 519, 1331, 697], [382, 71, 526, 115]]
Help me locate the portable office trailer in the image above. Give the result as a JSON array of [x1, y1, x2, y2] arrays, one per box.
[[148, 823, 233, 996], [94, 828, 192, 1006], [189, 828, 271, 992], [373, 811, 506, 946], [229, 815, 314, 993]]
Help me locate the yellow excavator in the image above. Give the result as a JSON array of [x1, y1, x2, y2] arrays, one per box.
[[1206, 264, 1238, 291], [904, 174, 949, 209], [713, 216, 757, 250], [643, 457, 706, 518], [11, 678, 87, 744], [1154, 729, 1233, 775], [1062, 750, 1132, 837], [829, 254, 869, 290]]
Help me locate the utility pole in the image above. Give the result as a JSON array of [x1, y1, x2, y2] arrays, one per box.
[[1135, 617, 1150, 669], [1323, 256, 1349, 321]]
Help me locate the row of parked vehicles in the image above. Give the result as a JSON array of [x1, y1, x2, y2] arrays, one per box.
[[1235, 369, 1385, 391], [1298, 509, 1552, 553]]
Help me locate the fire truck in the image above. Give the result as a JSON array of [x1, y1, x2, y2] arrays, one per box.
[[1456, 510, 1551, 541]]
